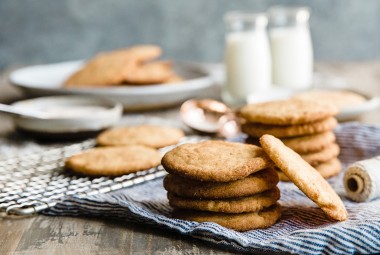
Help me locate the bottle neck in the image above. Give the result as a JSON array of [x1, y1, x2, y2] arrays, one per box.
[[268, 6, 310, 28], [225, 12, 268, 33]]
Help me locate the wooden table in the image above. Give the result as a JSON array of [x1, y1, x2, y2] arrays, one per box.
[[1, 63, 380, 255]]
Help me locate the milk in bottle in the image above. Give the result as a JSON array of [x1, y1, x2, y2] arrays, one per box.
[[223, 12, 272, 107]]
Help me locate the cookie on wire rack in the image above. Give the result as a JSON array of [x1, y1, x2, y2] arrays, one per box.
[[65, 145, 161, 176]]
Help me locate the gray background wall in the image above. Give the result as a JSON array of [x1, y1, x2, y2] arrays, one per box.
[[1, 0, 379, 70]]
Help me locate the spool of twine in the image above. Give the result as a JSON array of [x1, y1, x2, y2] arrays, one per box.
[[344, 156, 380, 202]]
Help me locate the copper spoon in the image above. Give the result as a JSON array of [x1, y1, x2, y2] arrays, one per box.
[[180, 99, 240, 138]]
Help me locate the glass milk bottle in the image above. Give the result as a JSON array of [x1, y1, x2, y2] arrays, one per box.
[[269, 6, 313, 89], [223, 12, 272, 107]]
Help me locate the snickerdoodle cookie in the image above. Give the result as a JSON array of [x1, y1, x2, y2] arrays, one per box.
[[97, 125, 184, 148], [242, 117, 337, 138], [163, 167, 278, 199], [168, 187, 280, 213], [65, 146, 161, 176], [300, 143, 340, 166], [293, 90, 366, 110], [277, 158, 342, 181], [246, 131, 336, 154], [240, 99, 338, 125], [173, 203, 282, 232], [161, 141, 274, 182], [260, 134, 348, 221]]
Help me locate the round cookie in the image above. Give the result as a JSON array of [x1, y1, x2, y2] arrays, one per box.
[[292, 90, 366, 110], [260, 134, 348, 221], [300, 143, 340, 166], [281, 131, 336, 154], [168, 187, 280, 213], [97, 125, 184, 148], [240, 99, 338, 125], [246, 131, 336, 154], [163, 168, 279, 199], [161, 141, 274, 182], [242, 117, 338, 138], [172, 203, 282, 232], [65, 146, 161, 176], [277, 158, 342, 181]]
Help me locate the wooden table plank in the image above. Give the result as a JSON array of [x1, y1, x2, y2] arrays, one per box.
[[2, 215, 235, 254], [0, 216, 35, 254]]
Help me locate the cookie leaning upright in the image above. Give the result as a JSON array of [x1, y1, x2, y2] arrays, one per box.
[[241, 99, 342, 180], [260, 134, 348, 221]]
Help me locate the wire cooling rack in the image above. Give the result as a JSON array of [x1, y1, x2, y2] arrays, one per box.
[[0, 136, 205, 216]]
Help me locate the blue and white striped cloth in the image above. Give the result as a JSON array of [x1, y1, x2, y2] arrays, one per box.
[[44, 122, 380, 255]]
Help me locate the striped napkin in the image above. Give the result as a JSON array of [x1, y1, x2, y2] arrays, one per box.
[[44, 122, 380, 255]]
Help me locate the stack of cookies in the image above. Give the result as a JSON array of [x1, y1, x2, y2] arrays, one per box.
[[240, 99, 342, 181], [162, 140, 282, 231]]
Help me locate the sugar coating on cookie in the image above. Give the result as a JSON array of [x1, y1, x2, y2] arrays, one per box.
[[163, 168, 279, 199], [242, 117, 337, 138], [97, 125, 184, 148], [65, 146, 161, 176], [173, 203, 282, 232], [240, 99, 338, 125], [161, 141, 274, 182], [260, 134, 348, 221], [168, 187, 280, 213]]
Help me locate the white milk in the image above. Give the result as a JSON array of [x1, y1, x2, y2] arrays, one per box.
[[224, 31, 272, 106], [269, 26, 313, 89]]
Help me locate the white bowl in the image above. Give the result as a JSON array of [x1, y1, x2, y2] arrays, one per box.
[[11, 96, 122, 138]]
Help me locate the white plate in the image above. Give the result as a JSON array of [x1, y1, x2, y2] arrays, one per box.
[[9, 61, 214, 110], [11, 96, 122, 134], [247, 87, 380, 121]]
